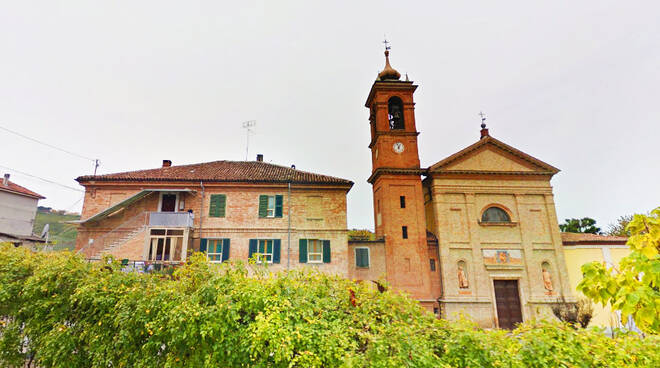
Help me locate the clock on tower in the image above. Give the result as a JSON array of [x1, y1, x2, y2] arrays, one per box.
[[365, 46, 435, 307]]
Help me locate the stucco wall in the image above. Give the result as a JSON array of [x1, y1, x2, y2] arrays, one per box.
[[563, 245, 631, 328], [0, 190, 39, 236]]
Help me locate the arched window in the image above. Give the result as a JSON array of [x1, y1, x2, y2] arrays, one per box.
[[388, 97, 404, 130], [481, 207, 511, 223]]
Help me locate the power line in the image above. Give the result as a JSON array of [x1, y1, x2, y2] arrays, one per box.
[[0, 164, 84, 193], [0, 124, 96, 162]]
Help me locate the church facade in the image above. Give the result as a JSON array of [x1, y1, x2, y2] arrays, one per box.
[[351, 49, 575, 328]]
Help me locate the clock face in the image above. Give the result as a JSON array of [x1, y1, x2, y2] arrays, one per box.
[[393, 142, 405, 154]]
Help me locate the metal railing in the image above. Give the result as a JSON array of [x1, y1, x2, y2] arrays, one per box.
[[149, 211, 194, 227], [86, 258, 182, 273]]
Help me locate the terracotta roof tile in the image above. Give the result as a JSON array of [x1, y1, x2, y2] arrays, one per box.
[[561, 232, 628, 245], [0, 180, 45, 199], [76, 160, 353, 187]]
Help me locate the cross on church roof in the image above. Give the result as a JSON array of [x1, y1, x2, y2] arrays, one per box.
[[479, 111, 487, 129], [383, 37, 391, 51]]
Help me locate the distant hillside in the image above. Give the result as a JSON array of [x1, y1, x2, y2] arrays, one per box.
[[33, 209, 80, 250]]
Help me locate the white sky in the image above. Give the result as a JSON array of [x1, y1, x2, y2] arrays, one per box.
[[1, 1, 658, 231]]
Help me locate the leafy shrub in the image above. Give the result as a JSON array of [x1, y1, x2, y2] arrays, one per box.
[[0, 245, 658, 367]]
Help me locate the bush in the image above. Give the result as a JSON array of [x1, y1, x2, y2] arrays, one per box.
[[0, 245, 658, 367]]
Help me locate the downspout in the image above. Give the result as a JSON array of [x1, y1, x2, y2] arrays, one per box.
[[287, 181, 291, 270], [199, 181, 205, 252]]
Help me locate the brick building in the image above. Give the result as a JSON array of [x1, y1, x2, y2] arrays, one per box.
[[74, 157, 353, 275], [350, 49, 575, 328]]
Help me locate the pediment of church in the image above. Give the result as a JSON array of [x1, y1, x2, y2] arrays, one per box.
[[428, 135, 559, 175]]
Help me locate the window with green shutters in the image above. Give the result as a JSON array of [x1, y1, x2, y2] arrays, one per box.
[[208, 194, 226, 217], [299, 239, 331, 264], [248, 239, 281, 264], [200, 238, 230, 263], [355, 247, 369, 268], [258, 195, 283, 218]]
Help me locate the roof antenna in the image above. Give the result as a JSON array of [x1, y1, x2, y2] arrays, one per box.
[[242, 120, 256, 161]]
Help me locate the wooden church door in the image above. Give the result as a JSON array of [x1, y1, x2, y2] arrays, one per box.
[[493, 280, 523, 329]]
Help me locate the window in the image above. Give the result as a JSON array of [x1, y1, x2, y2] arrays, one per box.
[[258, 240, 273, 263], [307, 239, 323, 263], [298, 239, 331, 264], [249, 239, 281, 264], [481, 207, 511, 223], [202, 238, 230, 263], [355, 248, 370, 268], [402, 226, 408, 239], [147, 229, 184, 262], [430, 258, 436, 272], [400, 196, 406, 208], [388, 96, 405, 130], [259, 195, 283, 218], [209, 194, 226, 217]]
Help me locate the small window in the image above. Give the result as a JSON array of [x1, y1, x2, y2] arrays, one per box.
[[267, 196, 276, 217], [433, 307, 439, 315], [307, 239, 323, 263], [209, 194, 226, 217], [355, 248, 370, 268], [400, 196, 406, 208], [257, 239, 274, 264], [481, 207, 511, 223], [402, 226, 408, 239], [430, 258, 436, 272], [207, 239, 223, 263]]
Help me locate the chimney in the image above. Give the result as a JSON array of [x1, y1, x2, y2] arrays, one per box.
[[256, 154, 263, 162], [162, 160, 172, 167], [2, 173, 9, 186]]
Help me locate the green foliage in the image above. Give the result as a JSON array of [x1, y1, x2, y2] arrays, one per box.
[[1, 246, 658, 367], [606, 215, 633, 237], [559, 217, 601, 234], [578, 207, 660, 334], [348, 229, 375, 241], [32, 209, 80, 250]]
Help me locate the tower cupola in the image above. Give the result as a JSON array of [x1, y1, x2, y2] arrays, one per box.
[[377, 49, 401, 80]]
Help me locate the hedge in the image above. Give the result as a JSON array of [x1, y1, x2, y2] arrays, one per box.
[[0, 244, 657, 367]]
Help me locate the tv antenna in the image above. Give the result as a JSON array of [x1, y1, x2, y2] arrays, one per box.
[[242, 120, 256, 161]]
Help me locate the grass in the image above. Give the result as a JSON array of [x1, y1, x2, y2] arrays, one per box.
[[33, 210, 80, 250]]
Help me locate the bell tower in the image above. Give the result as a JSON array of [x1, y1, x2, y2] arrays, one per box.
[[365, 46, 434, 306]]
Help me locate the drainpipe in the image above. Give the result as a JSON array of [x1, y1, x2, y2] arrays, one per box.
[[199, 181, 205, 251], [287, 181, 291, 270]]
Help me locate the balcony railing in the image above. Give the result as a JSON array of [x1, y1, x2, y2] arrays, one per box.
[[148, 212, 194, 228]]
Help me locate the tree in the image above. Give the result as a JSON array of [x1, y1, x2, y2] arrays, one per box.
[[606, 215, 633, 237], [578, 207, 660, 334], [559, 217, 601, 234], [348, 229, 375, 241]]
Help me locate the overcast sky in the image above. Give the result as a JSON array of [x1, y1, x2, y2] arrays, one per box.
[[1, 1, 658, 231]]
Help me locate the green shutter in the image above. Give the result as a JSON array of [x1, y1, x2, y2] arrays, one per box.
[[258, 195, 268, 218], [217, 195, 226, 217], [273, 239, 281, 264], [275, 195, 283, 217], [356, 248, 369, 268], [299, 239, 308, 263], [222, 239, 230, 262], [209, 194, 227, 217], [200, 238, 207, 253], [322, 240, 331, 263], [248, 239, 258, 260]]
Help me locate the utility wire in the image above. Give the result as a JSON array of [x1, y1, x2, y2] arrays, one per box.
[[0, 124, 96, 162], [0, 164, 84, 192]]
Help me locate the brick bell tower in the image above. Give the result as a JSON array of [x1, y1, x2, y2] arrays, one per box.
[[365, 46, 434, 306]]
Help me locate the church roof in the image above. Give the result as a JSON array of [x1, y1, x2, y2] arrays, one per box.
[[561, 232, 628, 245], [76, 160, 353, 187], [428, 134, 560, 175]]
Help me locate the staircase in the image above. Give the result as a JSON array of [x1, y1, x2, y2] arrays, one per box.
[[78, 212, 148, 259], [91, 225, 147, 260]]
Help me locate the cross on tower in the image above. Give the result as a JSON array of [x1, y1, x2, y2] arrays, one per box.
[[383, 37, 391, 51], [479, 111, 487, 129]]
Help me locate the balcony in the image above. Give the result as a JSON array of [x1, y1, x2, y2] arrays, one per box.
[[148, 212, 194, 228]]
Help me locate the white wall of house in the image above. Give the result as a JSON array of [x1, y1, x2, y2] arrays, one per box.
[[0, 190, 39, 236]]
